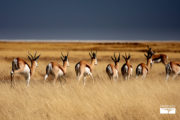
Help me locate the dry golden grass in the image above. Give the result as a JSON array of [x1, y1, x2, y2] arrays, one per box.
[[0, 41, 180, 120]]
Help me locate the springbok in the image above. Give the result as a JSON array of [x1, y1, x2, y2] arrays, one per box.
[[75, 51, 97, 86], [136, 52, 152, 79], [121, 53, 133, 80], [10, 52, 40, 87], [147, 46, 168, 67], [165, 61, 180, 80], [106, 53, 120, 81], [44, 52, 69, 85]]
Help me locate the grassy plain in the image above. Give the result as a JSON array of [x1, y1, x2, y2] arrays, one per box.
[[0, 41, 180, 120]]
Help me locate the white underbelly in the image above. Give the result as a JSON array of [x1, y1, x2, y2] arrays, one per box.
[[154, 59, 161, 63]]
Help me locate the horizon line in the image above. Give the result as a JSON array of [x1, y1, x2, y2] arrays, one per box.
[[0, 39, 179, 43]]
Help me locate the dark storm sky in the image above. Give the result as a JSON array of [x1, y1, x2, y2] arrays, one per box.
[[0, 0, 180, 40]]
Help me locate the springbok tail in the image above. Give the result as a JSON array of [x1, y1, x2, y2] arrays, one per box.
[[136, 65, 142, 76], [106, 65, 113, 79], [45, 63, 52, 80], [75, 63, 80, 77]]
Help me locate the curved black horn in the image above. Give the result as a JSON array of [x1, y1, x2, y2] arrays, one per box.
[[28, 51, 33, 59], [144, 53, 148, 57], [128, 53, 131, 59], [61, 52, 64, 57], [89, 52, 92, 57], [111, 56, 114, 61], [114, 52, 116, 60], [118, 53, 120, 61]]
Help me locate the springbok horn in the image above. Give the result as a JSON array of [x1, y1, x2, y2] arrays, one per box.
[[144, 54, 148, 57], [114, 52, 116, 60], [111, 56, 114, 61], [61, 52, 64, 57], [28, 51, 33, 59], [118, 53, 120, 60], [89, 52, 92, 57]]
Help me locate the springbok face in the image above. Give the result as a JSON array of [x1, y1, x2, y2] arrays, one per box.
[[28, 52, 40, 67], [89, 51, 97, 65], [61, 52, 70, 67], [122, 53, 131, 62], [147, 46, 155, 55], [111, 52, 120, 65]]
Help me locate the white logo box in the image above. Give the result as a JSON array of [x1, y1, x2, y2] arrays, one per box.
[[160, 108, 176, 114]]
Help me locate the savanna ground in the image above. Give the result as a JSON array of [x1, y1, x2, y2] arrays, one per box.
[[0, 41, 180, 120]]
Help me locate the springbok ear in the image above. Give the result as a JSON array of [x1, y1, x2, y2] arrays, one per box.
[[35, 55, 40, 60], [28, 56, 32, 61], [128, 55, 131, 59]]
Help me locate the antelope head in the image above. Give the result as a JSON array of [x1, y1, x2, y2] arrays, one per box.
[[61, 52, 69, 67], [89, 51, 97, 65], [144, 52, 153, 65], [28, 51, 40, 67], [122, 53, 131, 63], [111, 52, 120, 65], [147, 46, 155, 55]]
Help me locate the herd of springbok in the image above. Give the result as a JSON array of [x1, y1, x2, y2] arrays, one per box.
[[10, 47, 180, 87]]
